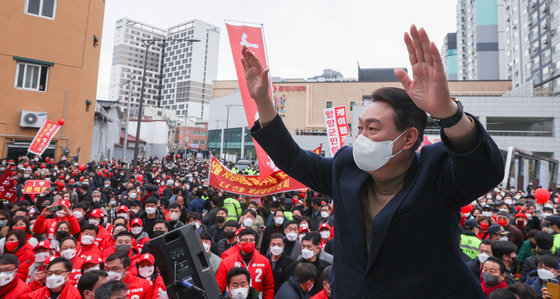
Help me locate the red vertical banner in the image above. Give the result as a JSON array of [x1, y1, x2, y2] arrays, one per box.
[[0, 168, 17, 202], [226, 23, 278, 179], [334, 106, 348, 145], [28, 119, 61, 156], [323, 106, 348, 157]]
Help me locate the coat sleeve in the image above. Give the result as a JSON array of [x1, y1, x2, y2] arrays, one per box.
[[251, 115, 334, 196], [262, 261, 275, 299], [434, 114, 504, 207], [215, 260, 228, 293], [32, 215, 47, 234], [68, 215, 81, 235]]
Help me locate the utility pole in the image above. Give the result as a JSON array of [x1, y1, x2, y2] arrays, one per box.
[[123, 79, 133, 162], [223, 104, 243, 161]]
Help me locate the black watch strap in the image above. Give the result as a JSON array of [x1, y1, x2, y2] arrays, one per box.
[[433, 97, 464, 129]]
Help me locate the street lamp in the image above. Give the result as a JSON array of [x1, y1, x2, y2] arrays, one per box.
[[131, 38, 200, 171], [223, 104, 243, 160]]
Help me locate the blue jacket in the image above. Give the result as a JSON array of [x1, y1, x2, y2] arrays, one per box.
[[188, 197, 205, 215], [251, 114, 504, 298]]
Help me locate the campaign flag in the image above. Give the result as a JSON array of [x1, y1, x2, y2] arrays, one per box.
[[312, 144, 323, 155], [323, 106, 348, 156], [23, 180, 51, 195], [0, 168, 17, 202], [28, 119, 61, 156], [226, 23, 278, 179], [209, 156, 307, 197]]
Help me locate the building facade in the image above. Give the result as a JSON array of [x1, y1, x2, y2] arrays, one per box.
[[176, 123, 208, 150], [0, 0, 105, 162], [441, 33, 459, 80], [109, 18, 220, 124]]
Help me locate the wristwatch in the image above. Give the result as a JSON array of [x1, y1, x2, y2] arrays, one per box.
[[433, 97, 464, 128]]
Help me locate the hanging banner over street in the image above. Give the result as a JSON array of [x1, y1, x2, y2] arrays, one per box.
[[0, 168, 17, 202], [28, 119, 61, 156], [323, 106, 348, 156], [312, 143, 323, 155], [209, 156, 307, 196], [226, 23, 278, 179], [23, 180, 51, 195]]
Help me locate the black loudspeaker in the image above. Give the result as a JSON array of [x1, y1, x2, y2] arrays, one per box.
[[147, 224, 222, 299]]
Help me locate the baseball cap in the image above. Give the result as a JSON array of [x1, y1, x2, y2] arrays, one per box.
[[464, 219, 479, 230], [487, 225, 509, 236], [131, 218, 143, 227]]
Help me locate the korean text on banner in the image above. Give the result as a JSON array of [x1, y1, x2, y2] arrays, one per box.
[[0, 168, 17, 202], [209, 156, 307, 197], [323, 106, 348, 156], [226, 23, 278, 179], [28, 119, 61, 156], [23, 180, 51, 195]]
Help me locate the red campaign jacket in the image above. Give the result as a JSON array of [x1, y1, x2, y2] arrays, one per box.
[[123, 273, 156, 299], [0, 277, 32, 299], [95, 225, 112, 251], [32, 215, 80, 240], [76, 242, 102, 259], [68, 256, 86, 287], [216, 250, 274, 299], [220, 244, 240, 260], [13, 242, 35, 282], [310, 289, 329, 299], [29, 282, 81, 299]]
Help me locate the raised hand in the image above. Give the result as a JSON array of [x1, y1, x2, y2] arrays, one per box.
[[241, 45, 270, 101], [394, 25, 456, 119]]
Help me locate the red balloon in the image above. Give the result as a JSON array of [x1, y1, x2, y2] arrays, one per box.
[[535, 188, 551, 204], [137, 174, 144, 181], [58, 119, 65, 126], [461, 203, 474, 214], [109, 172, 113, 177], [78, 164, 85, 171], [177, 155, 181, 158], [50, 160, 54, 164]]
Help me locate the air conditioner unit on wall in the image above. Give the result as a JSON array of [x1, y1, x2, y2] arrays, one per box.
[[20, 110, 47, 128]]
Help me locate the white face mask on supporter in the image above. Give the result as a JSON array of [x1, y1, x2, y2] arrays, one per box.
[[81, 235, 95, 245], [229, 287, 249, 299], [243, 218, 253, 227], [320, 231, 331, 239], [477, 253, 489, 263], [72, 211, 83, 219], [35, 251, 50, 263], [131, 226, 143, 235], [89, 219, 100, 226], [117, 213, 128, 219], [274, 217, 284, 225], [538, 268, 557, 281], [270, 246, 284, 256], [46, 274, 67, 289], [106, 271, 124, 281], [301, 248, 315, 260], [203, 243, 211, 253], [61, 249, 76, 260], [352, 129, 408, 172], [0, 270, 16, 287], [286, 232, 298, 242], [139, 266, 154, 278], [169, 212, 180, 221], [145, 207, 156, 215], [482, 211, 492, 217], [321, 211, 330, 219]]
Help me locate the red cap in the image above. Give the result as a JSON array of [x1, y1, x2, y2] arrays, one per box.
[[131, 218, 143, 227], [514, 213, 528, 220], [81, 254, 103, 267], [89, 209, 104, 218], [34, 240, 53, 251], [138, 253, 155, 265], [59, 199, 71, 208], [69, 179, 75, 184], [235, 227, 244, 237], [44, 255, 57, 265], [319, 223, 331, 230], [299, 226, 310, 233], [117, 205, 129, 213]]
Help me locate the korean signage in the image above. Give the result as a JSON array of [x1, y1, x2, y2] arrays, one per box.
[[273, 85, 307, 92], [0, 168, 17, 202], [28, 119, 61, 156], [323, 106, 348, 156], [23, 180, 51, 195]]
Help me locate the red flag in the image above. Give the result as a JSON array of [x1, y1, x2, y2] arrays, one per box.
[[28, 119, 61, 156], [312, 144, 322, 155], [323, 106, 348, 156], [0, 168, 17, 202], [226, 23, 278, 179]]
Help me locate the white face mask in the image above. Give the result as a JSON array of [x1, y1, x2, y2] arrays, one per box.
[[169, 212, 180, 221], [131, 209, 139, 214], [145, 207, 156, 215], [243, 218, 254, 227], [129, 193, 137, 199], [194, 222, 201, 229], [482, 211, 492, 217], [117, 213, 128, 219], [139, 266, 154, 278], [131, 226, 143, 235], [499, 236, 508, 241], [543, 212, 553, 218], [477, 252, 489, 264], [81, 235, 95, 246], [56, 211, 66, 218], [499, 209, 509, 213], [229, 287, 249, 299], [286, 232, 298, 242], [72, 211, 83, 219], [320, 231, 331, 239], [0, 271, 16, 287], [301, 248, 315, 260], [203, 242, 211, 253], [35, 251, 50, 263], [110, 201, 117, 206], [106, 271, 124, 281], [46, 274, 67, 289], [61, 249, 76, 260], [321, 211, 330, 219], [352, 129, 408, 172], [274, 217, 284, 225], [89, 219, 100, 226], [270, 245, 284, 256], [514, 195, 521, 200], [538, 268, 557, 281]]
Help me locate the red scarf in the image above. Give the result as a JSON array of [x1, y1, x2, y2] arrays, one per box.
[[481, 279, 507, 296]]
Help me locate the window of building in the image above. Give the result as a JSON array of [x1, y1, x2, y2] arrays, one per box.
[[15, 61, 49, 92], [25, 0, 56, 19]]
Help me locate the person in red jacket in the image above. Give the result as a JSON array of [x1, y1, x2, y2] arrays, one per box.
[[310, 265, 332, 299], [33, 200, 81, 241], [0, 254, 32, 299], [135, 253, 166, 298], [3, 229, 34, 281], [29, 257, 82, 298], [216, 228, 274, 299], [130, 218, 151, 251], [88, 209, 112, 251], [76, 223, 102, 258], [105, 251, 155, 299], [318, 223, 332, 249]]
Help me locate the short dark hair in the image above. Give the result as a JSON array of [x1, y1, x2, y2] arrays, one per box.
[[480, 239, 493, 247], [238, 228, 257, 239], [48, 257, 73, 272], [242, 209, 257, 218], [293, 262, 317, 284], [321, 265, 332, 284], [527, 229, 540, 239], [285, 220, 298, 229], [370, 87, 428, 150], [224, 220, 240, 229], [217, 208, 228, 215], [491, 241, 518, 260], [77, 270, 108, 297], [95, 279, 127, 298], [168, 202, 182, 210], [82, 223, 99, 235], [488, 289, 519, 299], [115, 231, 133, 242], [538, 255, 559, 270], [302, 231, 321, 246], [107, 251, 130, 268], [484, 256, 506, 275], [226, 267, 250, 285], [188, 212, 201, 221], [270, 232, 284, 244], [535, 231, 554, 250], [0, 254, 19, 268], [199, 232, 212, 241], [506, 282, 541, 298]]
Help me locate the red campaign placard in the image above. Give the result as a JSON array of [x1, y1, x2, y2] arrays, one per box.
[[226, 23, 278, 179], [23, 180, 51, 195], [323, 107, 340, 156], [335, 106, 348, 145], [209, 156, 307, 197], [0, 168, 17, 202], [28, 119, 60, 156]]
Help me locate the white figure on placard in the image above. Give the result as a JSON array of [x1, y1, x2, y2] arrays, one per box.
[[240, 33, 259, 49]]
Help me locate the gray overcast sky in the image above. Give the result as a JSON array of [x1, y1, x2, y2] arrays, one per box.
[[96, 0, 458, 99]]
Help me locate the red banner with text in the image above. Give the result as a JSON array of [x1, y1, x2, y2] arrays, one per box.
[[323, 106, 348, 156], [209, 156, 307, 196], [28, 119, 61, 156], [0, 168, 17, 202], [226, 23, 278, 179], [23, 180, 51, 195]]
